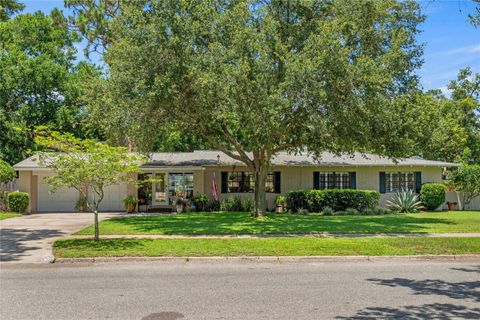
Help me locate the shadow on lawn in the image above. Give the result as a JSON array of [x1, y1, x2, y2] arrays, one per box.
[[98, 212, 456, 235]]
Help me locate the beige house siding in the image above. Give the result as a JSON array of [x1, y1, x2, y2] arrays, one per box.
[[17, 171, 37, 213], [15, 165, 480, 212], [203, 165, 448, 210]]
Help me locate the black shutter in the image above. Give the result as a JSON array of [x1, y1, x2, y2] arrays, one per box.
[[379, 172, 386, 194], [415, 172, 422, 193], [274, 171, 281, 193], [349, 172, 357, 189], [313, 172, 319, 190], [221, 172, 228, 193]]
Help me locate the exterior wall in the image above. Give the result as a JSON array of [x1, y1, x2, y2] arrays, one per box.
[[16, 165, 480, 212], [202, 165, 454, 210], [17, 171, 36, 213]]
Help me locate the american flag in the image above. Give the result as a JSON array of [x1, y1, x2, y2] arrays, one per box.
[[212, 172, 219, 201]]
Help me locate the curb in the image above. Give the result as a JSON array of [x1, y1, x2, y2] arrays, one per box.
[[54, 254, 480, 264]]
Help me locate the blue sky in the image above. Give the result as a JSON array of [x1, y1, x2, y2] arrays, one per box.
[[21, 0, 480, 92]]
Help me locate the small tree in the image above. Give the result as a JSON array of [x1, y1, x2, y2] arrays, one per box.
[[448, 165, 480, 210], [0, 159, 16, 211], [35, 129, 147, 240]]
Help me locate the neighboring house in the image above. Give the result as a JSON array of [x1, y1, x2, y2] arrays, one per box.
[[13, 150, 467, 213]]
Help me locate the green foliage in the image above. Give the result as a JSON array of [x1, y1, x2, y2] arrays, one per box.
[[220, 196, 253, 212], [35, 128, 148, 240], [322, 206, 335, 216], [75, 196, 88, 212], [387, 189, 423, 213], [0, 159, 15, 184], [275, 196, 286, 206], [420, 183, 446, 210], [192, 194, 209, 212], [448, 165, 480, 210], [75, 0, 425, 216], [7, 191, 29, 213], [122, 196, 138, 207], [204, 199, 221, 212], [35, 128, 147, 212], [286, 189, 380, 213], [0, 9, 101, 164], [0, 0, 25, 21], [412, 68, 480, 164]]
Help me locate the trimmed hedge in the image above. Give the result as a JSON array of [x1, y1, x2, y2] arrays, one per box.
[[286, 189, 380, 213], [420, 183, 446, 210], [7, 191, 30, 213]]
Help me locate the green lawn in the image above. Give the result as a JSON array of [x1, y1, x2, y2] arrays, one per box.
[[53, 237, 480, 258], [75, 211, 480, 235], [0, 212, 21, 220]]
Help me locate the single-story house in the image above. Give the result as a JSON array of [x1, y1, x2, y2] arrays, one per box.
[[13, 150, 473, 213]]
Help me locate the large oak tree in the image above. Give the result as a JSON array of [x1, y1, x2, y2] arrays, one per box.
[[72, 0, 425, 216]]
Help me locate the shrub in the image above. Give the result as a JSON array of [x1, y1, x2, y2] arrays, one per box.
[[387, 189, 423, 213], [204, 199, 220, 212], [285, 190, 309, 213], [7, 191, 29, 213], [221, 196, 253, 212], [286, 189, 380, 213], [242, 197, 254, 212], [192, 194, 209, 211], [297, 208, 309, 215], [322, 206, 334, 216], [419, 183, 446, 210], [345, 208, 359, 215]]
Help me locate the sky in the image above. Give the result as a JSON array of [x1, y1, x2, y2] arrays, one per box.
[[19, 0, 480, 93]]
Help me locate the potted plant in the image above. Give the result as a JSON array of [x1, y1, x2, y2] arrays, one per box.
[[175, 198, 185, 213], [192, 194, 209, 212], [123, 196, 138, 213], [75, 196, 88, 212], [275, 195, 286, 213], [447, 201, 458, 211]]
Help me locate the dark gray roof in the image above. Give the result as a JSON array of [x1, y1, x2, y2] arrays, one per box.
[[143, 150, 458, 167], [13, 150, 458, 170]]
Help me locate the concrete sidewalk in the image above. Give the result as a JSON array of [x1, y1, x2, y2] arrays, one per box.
[[0, 212, 122, 263]]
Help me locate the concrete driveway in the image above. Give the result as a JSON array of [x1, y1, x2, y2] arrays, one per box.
[[0, 212, 122, 263]]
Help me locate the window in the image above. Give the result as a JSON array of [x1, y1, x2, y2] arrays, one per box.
[[168, 173, 194, 199], [223, 172, 280, 193], [314, 172, 353, 189], [385, 172, 415, 193]]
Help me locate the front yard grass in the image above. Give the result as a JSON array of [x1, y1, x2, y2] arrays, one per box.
[[0, 212, 21, 220], [54, 237, 480, 258], [75, 211, 480, 235]]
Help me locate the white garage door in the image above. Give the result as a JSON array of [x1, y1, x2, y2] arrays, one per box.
[[89, 183, 126, 211], [37, 175, 79, 212]]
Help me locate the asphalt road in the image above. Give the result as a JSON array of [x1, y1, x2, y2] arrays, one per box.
[[1, 261, 479, 320]]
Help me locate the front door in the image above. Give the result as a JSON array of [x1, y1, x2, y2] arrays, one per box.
[[152, 173, 168, 205]]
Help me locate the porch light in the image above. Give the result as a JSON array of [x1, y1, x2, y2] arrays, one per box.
[[217, 154, 220, 165]]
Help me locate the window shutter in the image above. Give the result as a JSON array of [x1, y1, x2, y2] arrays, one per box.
[[379, 172, 386, 194], [349, 172, 357, 189], [274, 171, 281, 193], [415, 171, 422, 193], [313, 172, 319, 190], [221, 172, 228, 193]]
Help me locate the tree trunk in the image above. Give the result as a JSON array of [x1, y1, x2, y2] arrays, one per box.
[[253, 166, 268, 217], [94, 210, 99, 241]]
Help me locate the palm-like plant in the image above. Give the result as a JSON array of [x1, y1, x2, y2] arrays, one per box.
[[387, 189, 424, 213]]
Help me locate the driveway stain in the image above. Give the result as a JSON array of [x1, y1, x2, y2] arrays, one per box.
[[142, 312, 184, 320]]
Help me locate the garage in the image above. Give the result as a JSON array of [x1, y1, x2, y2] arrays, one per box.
[[37, 175, 79, 212], [36, 175, 126, 212], [89, 183, 126, 211]]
